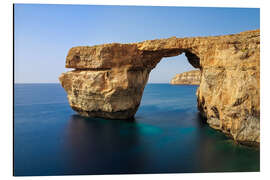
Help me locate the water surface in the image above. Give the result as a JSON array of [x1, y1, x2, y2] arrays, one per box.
[[14, 83, 259, 176]]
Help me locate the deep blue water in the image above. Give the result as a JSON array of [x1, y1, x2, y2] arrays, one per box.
[[14, 84, 259, 176]]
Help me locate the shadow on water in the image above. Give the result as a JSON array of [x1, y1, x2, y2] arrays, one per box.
[[64, 112, 259, 175], [65, 114, 155, 174], [65, 112, 205, 174], [14, 84, 259, 176]]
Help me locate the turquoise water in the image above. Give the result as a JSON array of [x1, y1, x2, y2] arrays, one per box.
[[14, 84, 259, 176]]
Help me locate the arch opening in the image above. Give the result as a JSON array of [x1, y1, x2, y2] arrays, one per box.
[[147, 49, 201, 84], [148, 53, 199, 84]]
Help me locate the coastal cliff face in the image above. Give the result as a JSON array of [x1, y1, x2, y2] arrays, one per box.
[[171, 70, 201, 85], [59, 30, 260, 144]]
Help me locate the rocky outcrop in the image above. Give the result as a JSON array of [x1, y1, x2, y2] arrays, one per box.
[[171, 70, 201, 85], [59, 30, 260, 145]]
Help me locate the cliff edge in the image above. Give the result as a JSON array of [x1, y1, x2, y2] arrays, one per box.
[[171, 70, 201, 85]]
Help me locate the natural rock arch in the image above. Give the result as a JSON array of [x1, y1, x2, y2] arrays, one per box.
[[59, 30, 260, 145]]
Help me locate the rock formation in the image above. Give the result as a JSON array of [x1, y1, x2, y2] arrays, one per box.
[[171, 70, 201, 85], [59, 30, 260, 145]]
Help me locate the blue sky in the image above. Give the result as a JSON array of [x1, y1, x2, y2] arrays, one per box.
[[14, 4, 259, 83]]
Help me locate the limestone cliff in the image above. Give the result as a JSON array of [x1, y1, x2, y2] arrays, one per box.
[[59, 30, 260, 145], [171, 70, 201, 85]]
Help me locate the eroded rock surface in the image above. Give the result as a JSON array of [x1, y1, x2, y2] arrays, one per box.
[[59, 30, 260, 144], [171, 70, 201, 85]]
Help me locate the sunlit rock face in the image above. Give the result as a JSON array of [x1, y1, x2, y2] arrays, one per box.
[[171, 70, 201, 85], [59, 30, 260, 144], [59, 68, 149, 119]]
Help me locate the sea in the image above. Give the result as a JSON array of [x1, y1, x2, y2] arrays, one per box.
[[14, 83, 260, 176]]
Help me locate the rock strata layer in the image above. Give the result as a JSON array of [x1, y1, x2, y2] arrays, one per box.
[[171, 70, 201, 85], [59, 30, 260, 145]]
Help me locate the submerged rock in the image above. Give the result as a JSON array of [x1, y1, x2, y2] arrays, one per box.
[[171, 70, 201, 85], [59, 30, 260, 145]]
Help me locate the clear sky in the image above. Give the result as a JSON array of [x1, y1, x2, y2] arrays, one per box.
[[14, 4, 259, 83]]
